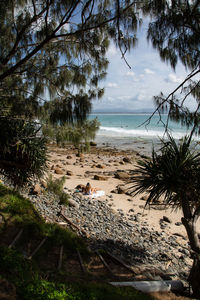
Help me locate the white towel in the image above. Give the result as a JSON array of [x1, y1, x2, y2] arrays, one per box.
[[89, 190, 105, 198]]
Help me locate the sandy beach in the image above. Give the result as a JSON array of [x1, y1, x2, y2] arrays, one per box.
[[46, 143, 191, 245]]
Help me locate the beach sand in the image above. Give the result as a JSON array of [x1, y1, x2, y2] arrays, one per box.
[[46, 143, 192, 244]]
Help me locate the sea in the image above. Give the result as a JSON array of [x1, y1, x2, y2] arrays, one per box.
[[88, 113, 198, 155]]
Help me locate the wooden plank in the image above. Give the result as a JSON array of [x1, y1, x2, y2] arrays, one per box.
[[57, 245, 64, 271], [96, 250, 114, 275], [27, 237, 47, 259], [106, 252, 136, 274], [8, 229, 23, 248], [77, 249, 86, 274]]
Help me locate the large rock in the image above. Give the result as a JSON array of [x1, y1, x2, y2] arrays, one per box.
[[68, 198, 79, 209], [114, 171, 130, 180], [54, 168, 64, 175], [96, 164, 105, 169], [123, 157, 132, 163], [32, 183, 42, 195], [117, 185, 128, 194], [40, 179, 47, 189], [94, 174, 108, 181], [66, 170, 73, 176]]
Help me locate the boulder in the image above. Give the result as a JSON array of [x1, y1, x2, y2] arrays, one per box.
[[123, 157, 132, 163], [76, 153, 84, 158], [68, 198, 79, 209], [66, 170, 73, 176], [114, 171, 130, 180], [54, 168, 64, 175], [96, 164, 105, 169], [94, 174, 108, 181], [117, 185, 128, 194], [90, 141, 97, 146], [40, 179, 47, 189], [32, 183, 42, 195], [163, 216, 172, 223], [67, 155, 72, 159]]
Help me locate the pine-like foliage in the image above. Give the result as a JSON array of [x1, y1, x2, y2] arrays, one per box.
[[0, 0, 141, 122], [142, 0, 200, 134], [0, 116, 46, 186], [42, 118, 100, 151]]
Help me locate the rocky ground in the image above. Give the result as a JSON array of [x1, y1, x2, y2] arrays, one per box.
[[0, 144, 194, 288]]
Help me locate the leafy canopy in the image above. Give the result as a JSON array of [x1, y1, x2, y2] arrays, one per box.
[[143, 0, 200, 134], [0, 0, 141, 122]]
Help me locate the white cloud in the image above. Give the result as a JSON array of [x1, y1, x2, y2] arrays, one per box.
[[117, 95, 132, 100], [107, 44, 117, 57], [106, 82, 118, 88], [144, 68, 155, 74], [125, 71, 135, 77], [165, 73, 183, 84]]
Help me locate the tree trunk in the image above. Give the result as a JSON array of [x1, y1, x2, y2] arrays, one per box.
[[188, 255, 200, 298], [181, 215, 200, 297]]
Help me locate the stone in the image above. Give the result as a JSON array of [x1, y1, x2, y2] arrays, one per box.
[[54, 168, 64, 175], [40, 179, 47, 188], [32, 183, 42, 195], [163, 216, 172, 223], [90, 141, 97, 146], [140, 195, 148, 201], [76, 153, 84, 158], [123, 157, 131, 163], [93, 174, 108, 181], [66, 170, 73, 176], [175, 222, 182, 226], [68, 198, 79, 209], [96, 164, 105, 169], [117, 185, 128, 194], [114, 171, 130, 180], [67, 155, 73, 159]]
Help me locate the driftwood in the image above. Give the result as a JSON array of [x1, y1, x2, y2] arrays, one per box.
[[9, 229, 23, 248], [57, 245, 64, 271], [60, 211, 87, 236], [27, 237, 47, 259], [77, 249, 86, 274], [106, 251, 135, 274], [96, 250, 114, 275]]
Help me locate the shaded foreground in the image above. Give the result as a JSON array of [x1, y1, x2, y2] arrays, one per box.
[[0, 183, 153, 300]]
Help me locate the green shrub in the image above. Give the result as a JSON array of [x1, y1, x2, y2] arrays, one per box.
[[0, 116, 47, 186], [46, 175, 69, 205]]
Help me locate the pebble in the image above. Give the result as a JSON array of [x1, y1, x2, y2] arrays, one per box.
[[0, 174, 191, 282]]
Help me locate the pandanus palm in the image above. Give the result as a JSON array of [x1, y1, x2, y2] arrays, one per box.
[[131, 135, 200, 297]]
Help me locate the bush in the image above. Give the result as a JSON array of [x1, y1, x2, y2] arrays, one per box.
[[46, 175, 69, 205], [0, 116, 47, 186]]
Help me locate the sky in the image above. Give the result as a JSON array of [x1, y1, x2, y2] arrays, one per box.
[[92, 20, 193, 113]]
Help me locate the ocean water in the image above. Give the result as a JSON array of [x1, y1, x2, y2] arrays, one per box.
[[89, 113, 197, 154]]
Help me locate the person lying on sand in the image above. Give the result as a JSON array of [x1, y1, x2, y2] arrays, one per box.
[[75, 183, 97, 195], [84, 182, 97, 195]]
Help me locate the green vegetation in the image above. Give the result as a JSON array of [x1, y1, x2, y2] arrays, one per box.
[[0, 116, 46, 186], [143, 0, 200, 133], [42, 118, 100, 152], [0, 183, 152, 300], [131, 135, 200, 297], [46, 175, 69, 205]]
